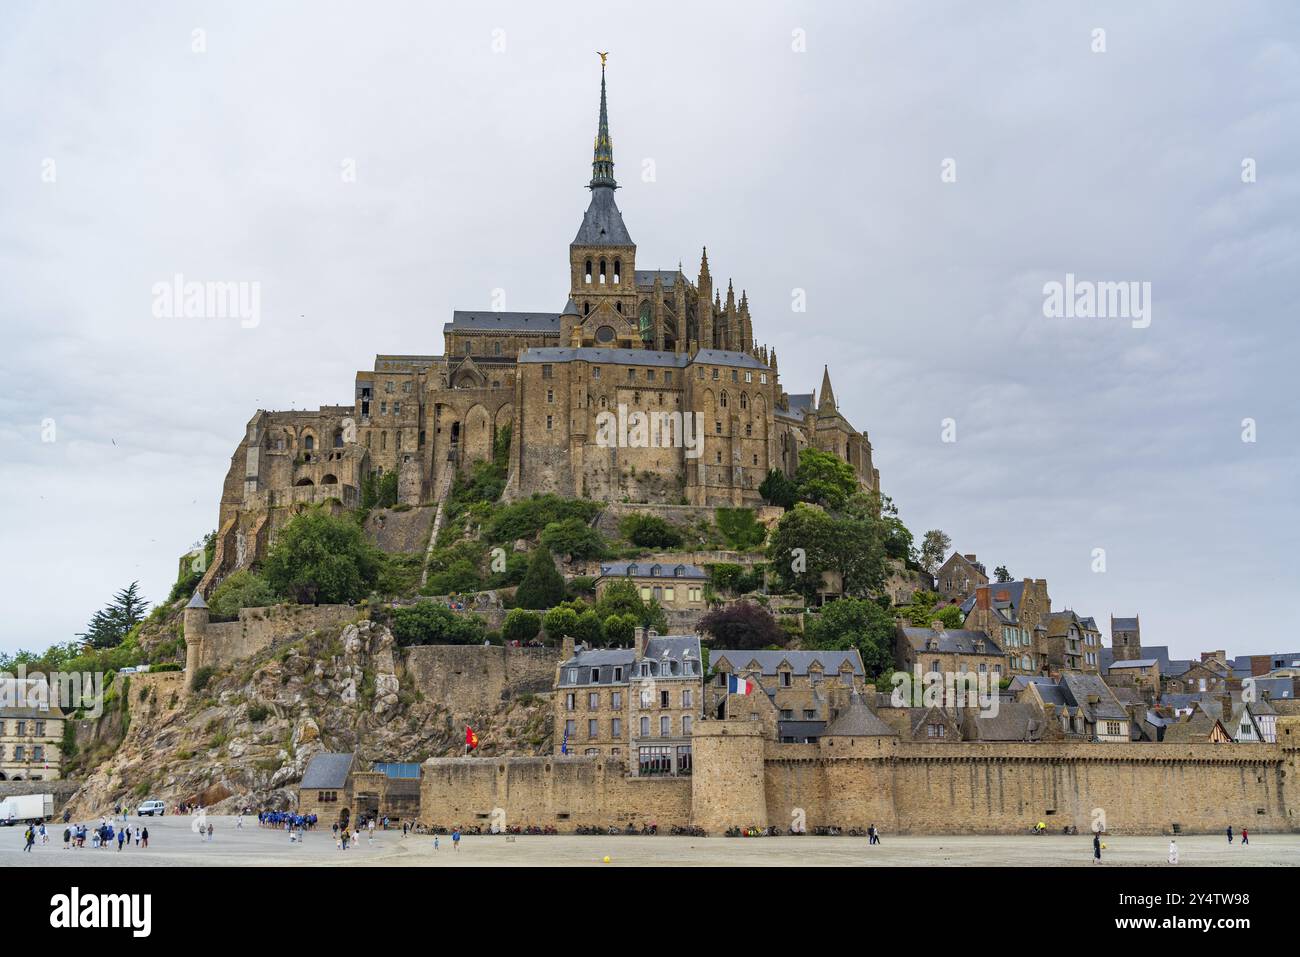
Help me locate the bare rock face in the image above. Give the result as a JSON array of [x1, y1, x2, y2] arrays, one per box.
[[64, 619, 553, 818]]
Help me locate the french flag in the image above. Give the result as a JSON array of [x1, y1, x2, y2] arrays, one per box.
[[726, 674, 753, 695]]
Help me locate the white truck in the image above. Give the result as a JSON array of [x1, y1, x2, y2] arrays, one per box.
[[0, 793, 54, 825]]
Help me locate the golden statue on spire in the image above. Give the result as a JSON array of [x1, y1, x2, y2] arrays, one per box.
[[597, 51, 609, 66]]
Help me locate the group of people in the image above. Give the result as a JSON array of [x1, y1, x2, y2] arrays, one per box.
[[257, 810, 317, 830], [22, 819, 150, 852]]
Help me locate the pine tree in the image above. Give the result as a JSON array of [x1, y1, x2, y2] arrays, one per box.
[[514, 547, 566, 610]]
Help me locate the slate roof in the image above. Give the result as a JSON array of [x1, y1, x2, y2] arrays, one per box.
[[1107, 659, 1159, 669], [597, 561, 707, 580], [186, 590, 207, 609], [1252, 677, 1295, 700], [634, 269, 682, 289], [1162, 709, 1225, 743], [1060, 672, 1129, 722], [1112, 617, 1139, 631], [557, 635, 702, 687], [777, 720, 826, 740], [964, 702, 1045, 742], [573, 185, 634, 245], [823, 696, 898, 737], [445, 311, 561, 333], [901, 627, 1005, 656], [711, 649, 865, 677], [300, 752, 355, 789], [517, 346, 767, 370]]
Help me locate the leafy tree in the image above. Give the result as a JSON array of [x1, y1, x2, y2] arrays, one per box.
[[766, 497, 889, 602], [602, 613, 636, 645], [542, 606, 579, 641], [423, 559, 484, 596], [485, 495, 602, 544], [759, 468, 797, 509], [262, 507, 380, 604], [878, 495, 914, 563], [593, 580, 667, 631], [709, 563, 763, 595], [794, 448, 858, 509], [540, 517, 607, 561], [619, 514, 683, 549], [391, 602, 486, 646], [901, 590, 945, 627], [376, 472, 399, 508], [573, 608, 604, 646], [936, 605, 965, 628], [698, 601, 785, 650], [514, 547, 566, 610], [919, 530, 951, 575], [804, 597, 896, 677], [994, 565, 1012, 583], [207, 570, 276, 619], [502, 607, 542, 644]]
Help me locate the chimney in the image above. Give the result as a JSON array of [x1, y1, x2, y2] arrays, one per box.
[[561, 635, 575, 661], [930, 619, 945, 634], [975, 584, 991, 611], [963, 554, 978, 563], [634, 626, 647, 658]]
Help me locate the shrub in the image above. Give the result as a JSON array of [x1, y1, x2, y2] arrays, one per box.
[[247, 704, 270, 723], [391, 602, 487, 646], [208, 570, 277, 619], [539, 517, 607, 561], [191, 666, 216, 692], [542, 606, 579, 641], [619, 514, 683, 549], [484, 495, 602, 544], [715, 508, 766, 549], [502, 608, 542, 644]]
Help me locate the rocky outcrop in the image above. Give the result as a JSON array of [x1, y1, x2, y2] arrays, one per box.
[[65, 618, 553, 818]]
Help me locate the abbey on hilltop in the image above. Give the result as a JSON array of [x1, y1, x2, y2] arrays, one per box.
[[205, 60, 879, 584]]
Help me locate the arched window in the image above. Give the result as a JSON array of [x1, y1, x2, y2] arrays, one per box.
[[720, 391, 728, 409], [333, 429, 344, 448], [613, 258, 621, 284], [740, 392, 748, 410], [599, 258, 607, 284], [303, 434, 315, 451], [320, 474, 338, 485], [584, 259, 592, 284]]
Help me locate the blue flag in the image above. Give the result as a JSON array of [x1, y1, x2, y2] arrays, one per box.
[[561, 728, 569, 755]]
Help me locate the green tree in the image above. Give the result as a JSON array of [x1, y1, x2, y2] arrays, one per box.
[[602, 613, 636, 645], [619, 513, 684, 549], [794, 448, 858, 509], [759, 468, 797, 509], [573, 608, 604, 646], [514, 547, 566, 610], [391, 602, 486, 646], [540, 517, 607, 561], [502, 607, 542, 644], [994, 565, 1012, 583], [207, 570, 277, 619], [804, 597, 897, 677], [593, 580, 668, 632], [919, 530, 951, 575], [715, 508, 767, 549], [542, 606, 580, 641], [78, 581, 149, 649], [262, 507, 380, 604], [901, 590, 945, 627], [766, 497, 888, 602]]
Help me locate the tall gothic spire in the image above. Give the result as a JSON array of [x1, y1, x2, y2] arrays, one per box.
[[818, 365, 837, 411], [590, 54, 616, 189]]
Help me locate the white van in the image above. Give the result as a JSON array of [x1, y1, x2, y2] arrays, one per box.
[[136, 800, 166, 817]]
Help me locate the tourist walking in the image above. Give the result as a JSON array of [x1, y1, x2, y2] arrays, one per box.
[[1241, 827, 1249, 846], [1167, 839, 1178, 865], [63, 827, 72, 849], [141, 826, 149, 848], [1092, 832, 1101, 864], [452, 828, 461, 851], [23, 825, 35, 852], [1226, 825, 1233, 844], [434, 835, 440, 852]]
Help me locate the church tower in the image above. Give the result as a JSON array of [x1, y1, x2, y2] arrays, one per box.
[[566, 55, 640, 348]]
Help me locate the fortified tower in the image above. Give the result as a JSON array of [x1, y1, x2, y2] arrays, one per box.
[[181, 590, 210, 694], [690, 721, 767, 832]]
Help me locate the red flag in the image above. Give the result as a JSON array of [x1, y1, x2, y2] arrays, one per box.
[[465, 726, 479, 750]]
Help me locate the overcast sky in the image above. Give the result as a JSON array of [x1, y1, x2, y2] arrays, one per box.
[[1, 2, 1296, 658]]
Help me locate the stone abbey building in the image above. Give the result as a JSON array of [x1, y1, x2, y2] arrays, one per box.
[[203, 62, 879, 585]]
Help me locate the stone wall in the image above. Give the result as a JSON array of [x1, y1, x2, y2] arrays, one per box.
[[364, 505, 436, 554], [419, 755, 692, 829], [187, 604, 359, 677], [401, 645, 559, 714]]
